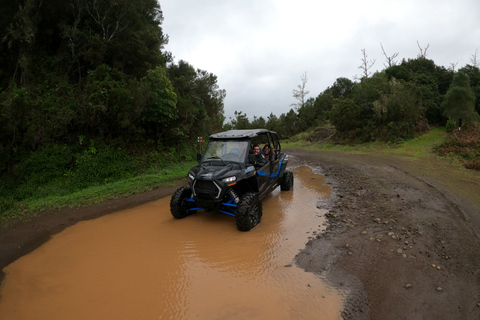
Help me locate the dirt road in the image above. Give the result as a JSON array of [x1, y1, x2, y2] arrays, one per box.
[[291, 150, 480, 319], [1, 149, 480, 319]]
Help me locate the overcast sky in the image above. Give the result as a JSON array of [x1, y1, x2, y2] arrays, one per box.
[[161, 0, 480, 123]]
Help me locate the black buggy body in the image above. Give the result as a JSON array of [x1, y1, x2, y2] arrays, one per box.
[[170, 129, 294, 231]]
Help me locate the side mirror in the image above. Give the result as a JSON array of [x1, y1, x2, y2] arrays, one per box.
[[197, 153, 202, 162]]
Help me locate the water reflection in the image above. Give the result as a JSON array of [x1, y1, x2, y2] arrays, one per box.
[[0, 166, 342, 319]]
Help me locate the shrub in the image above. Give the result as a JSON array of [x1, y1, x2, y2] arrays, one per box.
[[9, 145, 73, 200], [71, 146, 134, 189], [446, 118, 456, 133]]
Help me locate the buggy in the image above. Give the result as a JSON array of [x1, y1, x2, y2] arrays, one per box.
[[170, 129, 294, 231]]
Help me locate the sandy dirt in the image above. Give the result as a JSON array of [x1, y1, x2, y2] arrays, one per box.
[[1, 149, 480, 319]]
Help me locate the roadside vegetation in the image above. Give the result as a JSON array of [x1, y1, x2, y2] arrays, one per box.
[[0, 156, 195, 226], [1, 1, 479, 225], [284, 127, 448, 156], [434, 127, 480, 170]]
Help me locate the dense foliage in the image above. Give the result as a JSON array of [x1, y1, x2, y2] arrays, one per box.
[[226, 58, 480, 145], [0, 0, 225, 203]]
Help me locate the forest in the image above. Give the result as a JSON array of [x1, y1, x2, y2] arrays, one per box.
[[0, 0, 225, 202], [1, 0, 479, 208], [226, 57, 480, 144]]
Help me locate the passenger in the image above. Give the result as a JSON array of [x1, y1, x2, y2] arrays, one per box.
[[263, 144, 272, 160], [252, 144, 268, 168]]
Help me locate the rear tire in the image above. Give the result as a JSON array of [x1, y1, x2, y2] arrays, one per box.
[[280, 170, 294, 191], [235, 192, 263, 231], [170, 186, 195, 219]]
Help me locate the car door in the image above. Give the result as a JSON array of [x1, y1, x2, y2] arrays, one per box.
[[256, 132, 282, 197], [267, 133, 283, 188]]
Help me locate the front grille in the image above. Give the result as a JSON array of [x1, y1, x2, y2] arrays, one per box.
[[195, 180, 216, 192], [194, 180, 222, 200]]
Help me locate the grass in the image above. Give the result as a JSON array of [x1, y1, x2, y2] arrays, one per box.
[[380, 128, 447, 157], [284, 127, 448, 159], [0, 161, 195, 226]]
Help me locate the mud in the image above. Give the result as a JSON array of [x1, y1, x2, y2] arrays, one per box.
[[292, 150, 480, 320], [0, 166, 343, 320], [1, 149, 480, 319]]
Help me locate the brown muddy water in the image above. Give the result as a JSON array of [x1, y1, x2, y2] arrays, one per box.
[[0, 166, 344, 319]]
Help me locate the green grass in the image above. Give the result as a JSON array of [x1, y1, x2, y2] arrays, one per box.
[[380, 128, 447, 157], [0, 161, 195, 226], [284, 127, 448, 159]]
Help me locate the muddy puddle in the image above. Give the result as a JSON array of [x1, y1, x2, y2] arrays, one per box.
[[0, 166, 344, 319]]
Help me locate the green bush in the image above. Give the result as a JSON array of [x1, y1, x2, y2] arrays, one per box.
[[9, 145, 73, 200], [0, 196, 15, 213], [446, 118, 456, 133], [71, 146, 134, 189]]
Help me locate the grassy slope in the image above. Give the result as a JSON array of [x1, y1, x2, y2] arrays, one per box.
[[284, 127, 447, 157], [0, 161, 195, 226]]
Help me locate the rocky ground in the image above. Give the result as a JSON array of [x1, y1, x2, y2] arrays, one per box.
[[1, 149, 480, 319], [292, 150, 480, 320]]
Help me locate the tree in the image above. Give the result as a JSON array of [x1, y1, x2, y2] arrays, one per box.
[[230, 111, 250, 129], [380, 43, 399, 68], [330, 98, 364, 139], [448, 62, 459, 72], [297, 97, 317, 130], [416, 41, 430, 59], [167, 60, 225, 138], [266, 113, 280, 132], [313, 92, 334, 120], [442, 71, 478, 128], [470, 49, 479, 69], [459, 65, 480, 114], [385, 65, 411, 81], [291, 72, 309, 110], [356, 49, 376, 80], [278, 109, 298, 138], [372, 79, 424, 140], [140, 65, 178, 140], [330, 77, 355, 98], [194, 69, 226, 133], [251, 116, 266, 129]]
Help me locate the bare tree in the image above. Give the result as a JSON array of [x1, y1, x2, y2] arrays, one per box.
[[86, 0, 127, 41], [380, 43, 399, 68], [417, 40, 430, 59], [60, 0, 84, 82], [448, 62, 458, 72], [291, 72, 310, 111], [470, 49, 479, 68], [356, 48, 376, 80]]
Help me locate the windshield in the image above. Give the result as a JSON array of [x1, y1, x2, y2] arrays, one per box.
[[202, 140, 249, 163]]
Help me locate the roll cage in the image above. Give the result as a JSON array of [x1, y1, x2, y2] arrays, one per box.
[[201, 129, 282, 165]]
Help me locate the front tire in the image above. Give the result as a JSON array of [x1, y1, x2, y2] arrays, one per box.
[[170, 186, 195, 219], [235, 192, 263, 231], [280, 170, 294, 191]]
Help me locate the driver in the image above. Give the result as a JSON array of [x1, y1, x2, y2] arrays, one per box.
[[251, 145, 267, 168]]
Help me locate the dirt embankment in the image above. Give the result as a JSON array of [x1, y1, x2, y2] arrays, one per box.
[[1, 150, 480, 319]]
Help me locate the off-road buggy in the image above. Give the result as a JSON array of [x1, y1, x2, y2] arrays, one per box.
[[170, 129, 294, 231]]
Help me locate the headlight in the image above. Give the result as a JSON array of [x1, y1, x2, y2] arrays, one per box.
[[222, 176, 236, 184], [188, 173, 195, 181]]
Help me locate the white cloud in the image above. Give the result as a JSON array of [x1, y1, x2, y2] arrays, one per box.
[[161, 0, 480, 122]]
